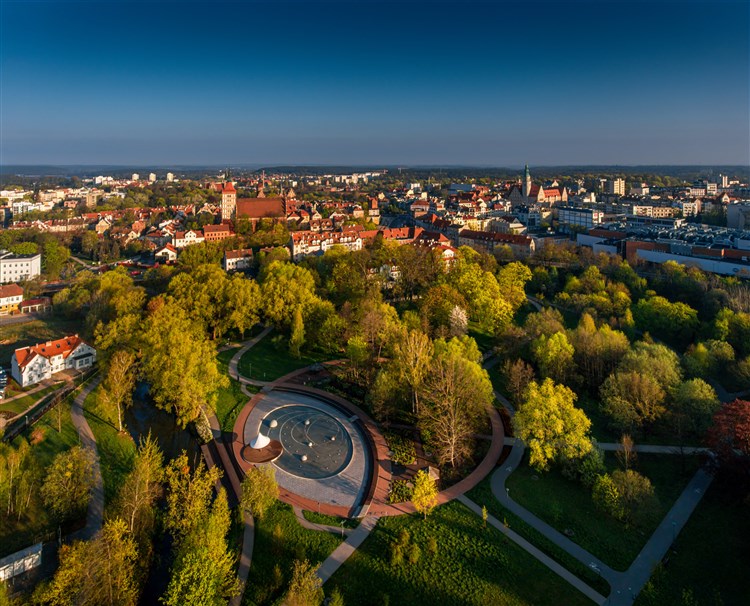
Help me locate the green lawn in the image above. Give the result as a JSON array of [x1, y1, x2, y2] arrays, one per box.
[[0, 393, 82, 557], [214, 348, 258, 432], [504, 452, 699, 571], [0, 315, 84, 361], [243, 502, 343, 606], [0, 383, 65, 416], [237, 335, 328, 382], [326, 501, 593, 606], [635, 478, 750, 606], [468, 323, 495, 353], [302, 510, 360, 530], [83, 386, 137, 506]]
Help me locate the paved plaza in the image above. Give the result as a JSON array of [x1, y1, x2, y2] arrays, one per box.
[[243, 390, 371, 510]]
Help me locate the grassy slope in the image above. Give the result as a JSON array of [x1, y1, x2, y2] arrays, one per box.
[[215, 348, 258, 432], [243, 502, 343, 606], [82, 387, 137, 506], [635, 478, 750, 606], [505, 452, 699, 571], [327, 501, 593, 606], [237, 335, 327, 382]]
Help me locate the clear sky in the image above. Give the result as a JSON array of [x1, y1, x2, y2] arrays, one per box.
[[1, 0, 748, 166]]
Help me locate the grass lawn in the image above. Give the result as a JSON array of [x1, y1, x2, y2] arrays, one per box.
[[468, 323, 495, 354], [237, 335, 328, 382], [326, 501, 593, 606], [243, 501, 343, 606], [0, 383, 65, 417], [215, 348, 258, 432], [635, 477, 750, 606], [302, 510, 360, 530], [0, 394, 82, 557], [0, 315, 84, 361], [505, 452, 700, 571], [83, 386, 137, 506]]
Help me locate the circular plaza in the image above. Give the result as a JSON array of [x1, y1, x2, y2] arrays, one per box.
[[237, 389, 373, 515]]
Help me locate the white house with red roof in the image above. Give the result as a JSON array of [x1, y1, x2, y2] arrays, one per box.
[[11, 335, 97, 387]]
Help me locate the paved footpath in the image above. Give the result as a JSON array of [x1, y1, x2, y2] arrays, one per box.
[[228, 326, 273, 387], [316, 515, 380, 584], [458, 495, 606, 605], [70, 376, 104, 541]]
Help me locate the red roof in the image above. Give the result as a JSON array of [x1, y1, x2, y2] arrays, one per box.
[[236, 197, 285, 219], [14, 335, 87, 370], [0, 284, 24, 299]]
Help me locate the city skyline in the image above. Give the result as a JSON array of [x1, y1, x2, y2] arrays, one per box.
[[1, 0, 748, 166]]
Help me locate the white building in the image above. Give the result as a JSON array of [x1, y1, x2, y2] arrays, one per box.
[[0, 250, 42, 284], [132, 173, 140, 181], [166, 172, 175, 182], [606, 178, 625, 196], [172, 229, 205, 248], [223, 248, 254, 271], [12, 335, 97, 387], [148, 173, 157, 183], [630, 183, 649, 196], [290, 230, 363, 261]]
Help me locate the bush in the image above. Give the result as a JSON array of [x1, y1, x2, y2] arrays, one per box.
[[384, 432, 417, 466], [388, 480, 413, 504], [561, 446, 605, 487]]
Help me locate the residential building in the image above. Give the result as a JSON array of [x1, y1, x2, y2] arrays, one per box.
[[172, 229, 205, 248], [223, 248, 254, 272], [148, 173, 157, 182], [290, 230, 363, 261], [166, 172, 175, 182], [728, 203, 750, 230], [0, 283, 24, 315], [606, 178, 625, 196], [0, 250, 42, 283], [12, 335, 97, 387], [630, 183, 649, 196], [155, 244, 178, 262], [457, 229, 535, 257], [203, 224, 234, 242]]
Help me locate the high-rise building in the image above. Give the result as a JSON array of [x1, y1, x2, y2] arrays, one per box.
[[131, 173, 140, 181], [166, 172, 174, 182], [718, 174, 729, 188], [148, 173, 157, 183], [606, 178, 625, 195]]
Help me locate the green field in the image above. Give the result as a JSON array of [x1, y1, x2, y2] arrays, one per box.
[[237, 335, 328, 382], [504, 452, 700, 571], [0, 316, 84, 362], [215, 348, 258, 432], [635, 478, 750, 606], [326, 501, 593, 606], [243, 502, 343, 606], [83, 386, 137, 506]]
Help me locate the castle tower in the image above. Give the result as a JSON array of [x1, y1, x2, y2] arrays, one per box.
[[522, 164, 532, 199]]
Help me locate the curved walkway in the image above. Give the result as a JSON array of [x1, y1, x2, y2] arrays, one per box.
[[293, 506, 353, 536], [70, 376, 104, 541]]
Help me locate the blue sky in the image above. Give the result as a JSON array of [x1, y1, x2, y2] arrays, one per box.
[[1, 0, 748, 166]]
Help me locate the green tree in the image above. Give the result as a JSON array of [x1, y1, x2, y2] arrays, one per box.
[[496, 261, 532, 311], [240, 465, 279, 520], [671, 379, 720, 440], [141, 298, 227, 427], [417, 337, 493, 468], [514, 379, 593, 471], [600, 371, 666, 433], [327, 587, 345, 606], [531, 331, 575, 384], [41, 446, 95, 521], [260, 261, 317, 329], [592, 473, 624, 521], [289, 306, 305, 358], [284, 560, 324, 606], [164, 453, 222, 541], [611, 469, 657, 524], [98, 350, 137, 432], [617, 341, 683, 391], [411, 469, 438, 520], [569, 314, 630, 390], [393, 329, 433, 415]]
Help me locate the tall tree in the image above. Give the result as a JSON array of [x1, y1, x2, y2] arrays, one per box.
[[671, 379, 720, 442], [393, 329, 433, 415], [41, 446, 95, 521], [515, 379, 593, 471], [531, 331, 575, 384], [600, 371, 666, 433], [141, 298, 227, 427], [98, 350, 137, 432], [240, 465, 279, 520], [417, 338, 493, 468], [284, 560, 324, 606]]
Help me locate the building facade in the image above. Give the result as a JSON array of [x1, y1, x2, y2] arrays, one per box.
[[0, 283, 23, 315], [12, 335, 97, 387], [0, 251, 42, 284]]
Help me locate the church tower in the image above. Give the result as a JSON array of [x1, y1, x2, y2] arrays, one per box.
[[522, 164, 532, 199], [220, 182, 237, 220]]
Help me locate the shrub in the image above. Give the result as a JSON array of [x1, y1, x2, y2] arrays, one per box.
[[384, 432, 417, 466], [388, 480, 413, 504]]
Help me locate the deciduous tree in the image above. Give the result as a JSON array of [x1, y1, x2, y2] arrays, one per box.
[[240, 465, 278, 520], [41, 446, 95, 521], [411, 469, 438, 520]]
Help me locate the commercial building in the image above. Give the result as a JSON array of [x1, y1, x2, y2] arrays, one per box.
[[0, 250, 42, 283], [556, 206, 603, 232]]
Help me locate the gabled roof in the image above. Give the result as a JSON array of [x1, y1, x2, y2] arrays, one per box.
[[236, 197, 285, 219], [14, 335, 88, 369], [0, 284, 24, 299]]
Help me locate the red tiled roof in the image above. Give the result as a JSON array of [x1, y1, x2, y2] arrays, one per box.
[[203, 224, 231, 234], [0, 284, 24, 299], [14, 335, 86, 370], [236, 197, 285, 219]]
